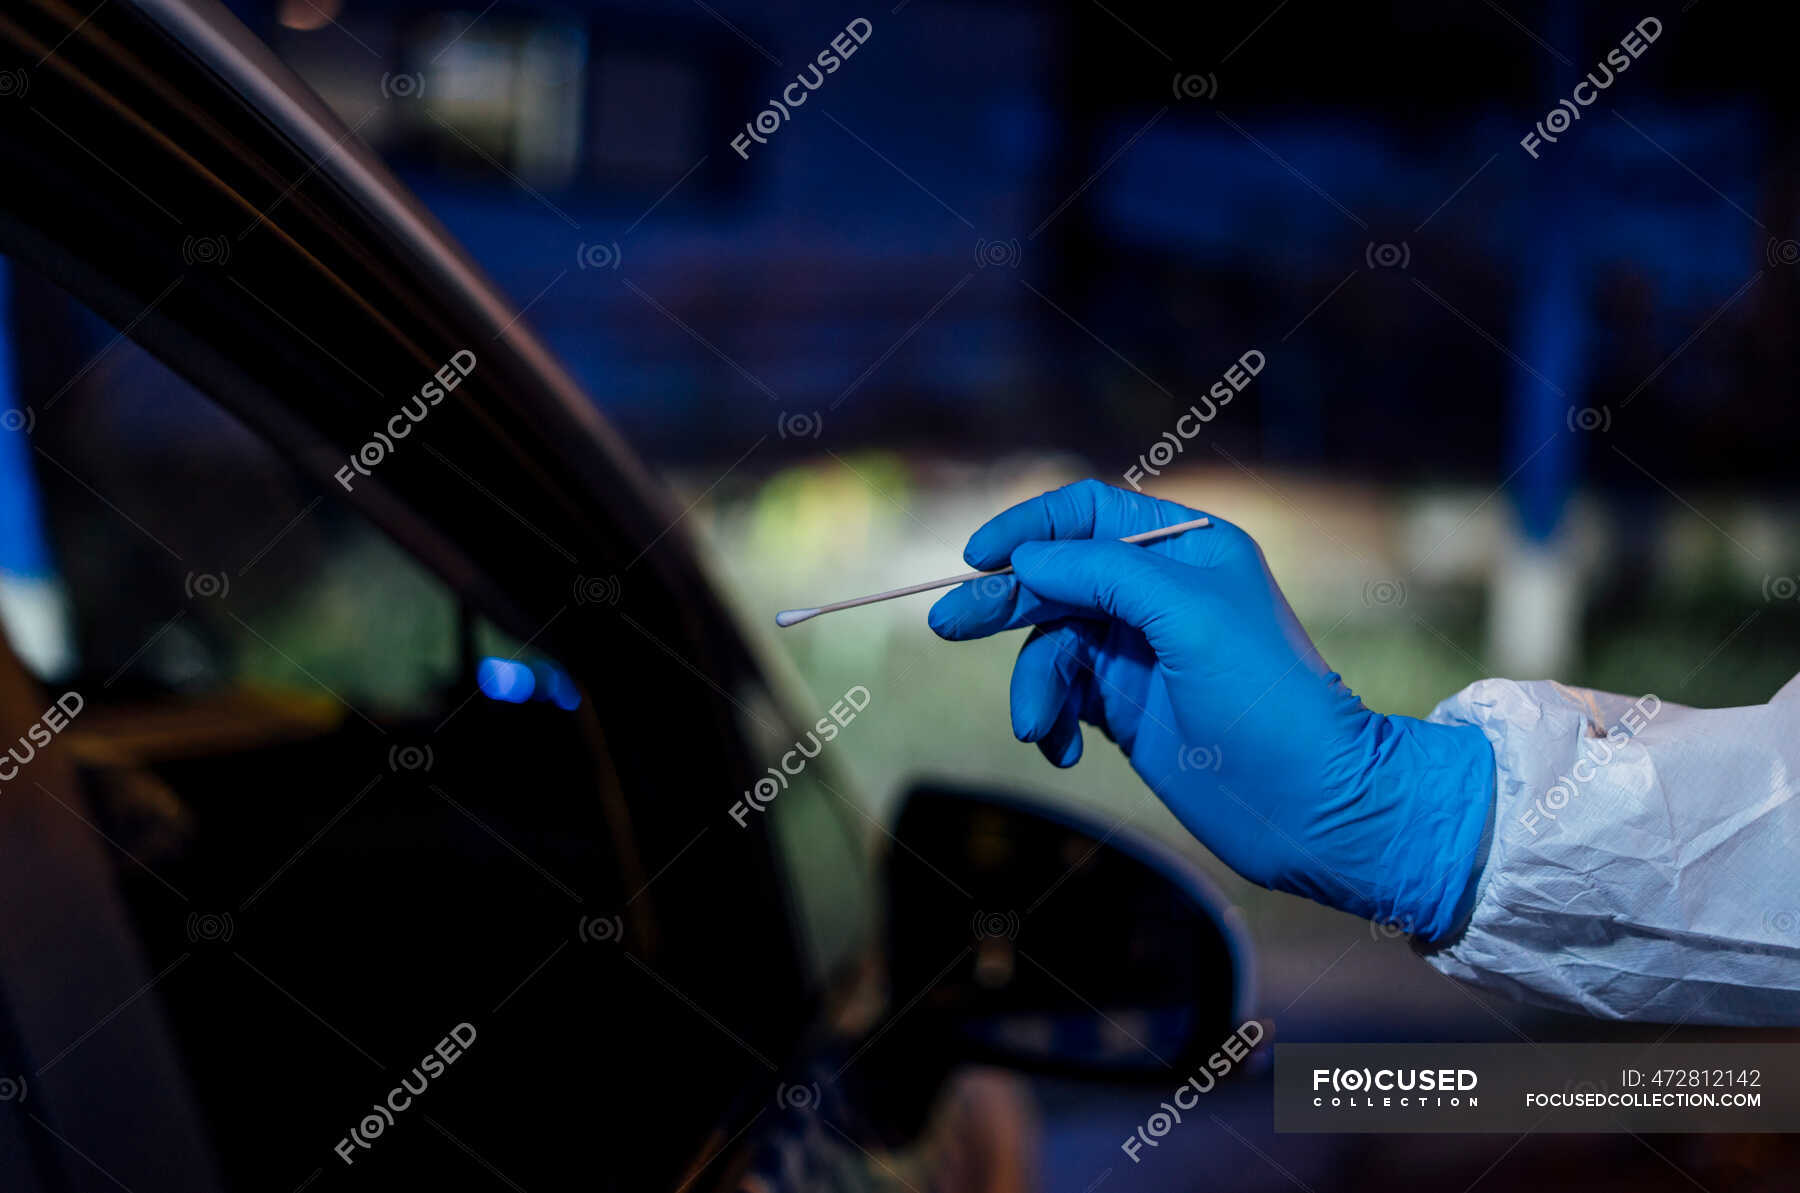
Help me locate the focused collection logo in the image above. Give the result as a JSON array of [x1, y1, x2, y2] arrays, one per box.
[[1311, 1066, 1479, 1109]]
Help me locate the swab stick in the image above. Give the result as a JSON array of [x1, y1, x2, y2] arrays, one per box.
[[775, 516, 1212, 627]]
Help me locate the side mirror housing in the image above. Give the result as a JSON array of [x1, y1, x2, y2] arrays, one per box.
[[882, 780, 1254, 1080]]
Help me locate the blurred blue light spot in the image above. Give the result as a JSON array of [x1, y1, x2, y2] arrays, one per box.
[[534, 660, 582, 711], [477, 657, 535, 703]]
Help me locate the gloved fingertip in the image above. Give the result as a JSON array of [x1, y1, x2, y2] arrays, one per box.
[[963, 527, 1009, 570], [926, 593, 962, 639], [1010, 664, 1065, 740], [1038, 709, 1084, 768]]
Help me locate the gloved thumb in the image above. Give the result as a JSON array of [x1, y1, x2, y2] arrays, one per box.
[[1009, 539, 1206, 660]]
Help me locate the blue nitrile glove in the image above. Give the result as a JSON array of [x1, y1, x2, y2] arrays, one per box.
[[928, 480, 1495, 942]]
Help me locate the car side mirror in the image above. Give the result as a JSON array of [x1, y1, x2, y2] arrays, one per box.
[[882, 780, 1254, 1080]]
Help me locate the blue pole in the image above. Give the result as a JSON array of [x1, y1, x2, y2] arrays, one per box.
[[0, 258, 56, 583]]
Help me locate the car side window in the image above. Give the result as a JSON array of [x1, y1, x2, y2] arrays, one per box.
[[0, 252, 682, 1189], [0, 257, 459, 712]]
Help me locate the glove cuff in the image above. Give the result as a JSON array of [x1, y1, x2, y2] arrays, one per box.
[[1371, 717, 1498, 943]]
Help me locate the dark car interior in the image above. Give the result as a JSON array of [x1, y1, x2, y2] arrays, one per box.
[[0, 256, 849, 1189]]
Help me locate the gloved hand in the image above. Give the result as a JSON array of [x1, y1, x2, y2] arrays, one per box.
[[928, 480, 1495, 942]]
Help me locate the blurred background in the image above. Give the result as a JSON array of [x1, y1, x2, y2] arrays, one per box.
[[240, 0, 1800, 770], [202, 0, 1800, 996], [4, 0, 1800, 1188]]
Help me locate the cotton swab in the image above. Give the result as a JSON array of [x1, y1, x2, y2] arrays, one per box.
[[774, 515, 1212, 628]]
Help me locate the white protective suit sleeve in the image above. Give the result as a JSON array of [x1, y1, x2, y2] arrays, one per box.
[[1418, 673, 1800, 1025]]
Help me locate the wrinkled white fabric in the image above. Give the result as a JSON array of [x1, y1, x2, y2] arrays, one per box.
[[1419, 675, 1800, 1024]]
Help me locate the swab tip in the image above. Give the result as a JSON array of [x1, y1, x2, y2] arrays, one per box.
[[775, 608, 821, 628]]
